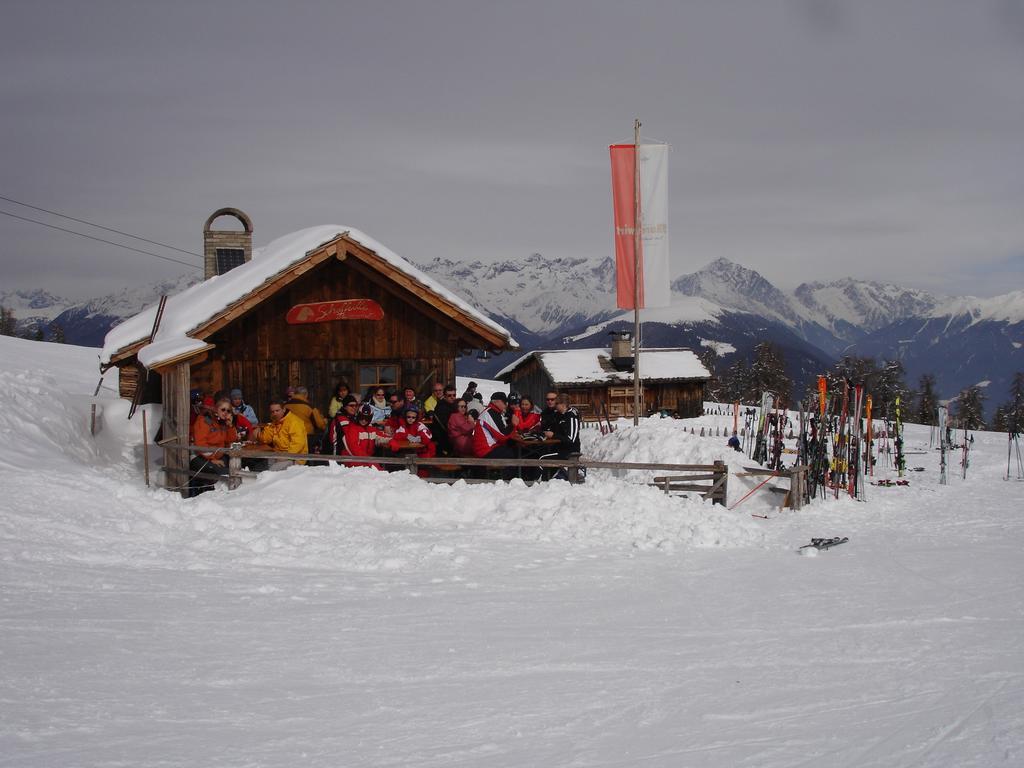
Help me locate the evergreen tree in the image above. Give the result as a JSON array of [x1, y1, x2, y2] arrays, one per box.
[[749, 342, 790, 404], [720, 357, 752, 405], [828, 355, 879, 391], [0, 306, 16, 337], [955, 385, 986, 429], [916, 373, 939, 426], [875, 359, 911, 412], [990, 404, 1009, 433], [33, 327, 44, 342], [50, 324, 66, 344]]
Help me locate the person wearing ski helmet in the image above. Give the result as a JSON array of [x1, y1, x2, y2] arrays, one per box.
[[340, 403, 388, 469]]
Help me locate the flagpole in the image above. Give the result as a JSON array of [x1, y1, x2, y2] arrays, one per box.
[[633, 118, 642, 427]]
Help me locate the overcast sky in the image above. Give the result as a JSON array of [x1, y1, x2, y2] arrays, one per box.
[[2, 0, 1023, 301]]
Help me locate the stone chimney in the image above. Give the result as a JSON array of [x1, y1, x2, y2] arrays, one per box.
[[609, 330, 634, 370], [203, 208, 253, 279]]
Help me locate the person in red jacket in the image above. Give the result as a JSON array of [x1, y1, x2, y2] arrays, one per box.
[[340, 405, 388, 469], [390, 406, 435, 476], [514, 395, 541, 434], [324, 395, 359, 456], [471, 392, 517, 481]]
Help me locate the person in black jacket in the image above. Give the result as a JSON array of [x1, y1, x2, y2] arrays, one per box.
[[544, 394, 581, 459], [539, 390, 560, 433], [430, 384, 459, 455]]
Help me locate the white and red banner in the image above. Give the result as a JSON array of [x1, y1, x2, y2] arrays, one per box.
[[609, 142, 670, 309]]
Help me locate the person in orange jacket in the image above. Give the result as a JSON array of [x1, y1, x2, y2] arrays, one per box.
[[189, 397, 238, 497]]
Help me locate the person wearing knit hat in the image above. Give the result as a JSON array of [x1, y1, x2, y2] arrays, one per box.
[[230, 388, 257, 424]]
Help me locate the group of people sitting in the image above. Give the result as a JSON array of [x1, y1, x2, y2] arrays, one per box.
[[187, 380, 582, 495]]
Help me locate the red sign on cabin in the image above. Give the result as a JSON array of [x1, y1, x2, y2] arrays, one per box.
[[285, 299, 384, 325]]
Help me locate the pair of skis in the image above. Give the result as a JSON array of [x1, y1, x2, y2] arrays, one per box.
[[799, 536, 849, 551]]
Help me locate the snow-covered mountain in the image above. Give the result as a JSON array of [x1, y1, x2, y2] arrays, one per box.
[[671, 258, 805, 329], [8, 252, 1021, 408], [669, 261, 951, 357], [845, 291, 1024, 403], [792, 278, 943, 344], [412, 253, 620, 344], [0, 274, 202, 346], [0, 288, 74, 328], [431, 255, 1022, 407]]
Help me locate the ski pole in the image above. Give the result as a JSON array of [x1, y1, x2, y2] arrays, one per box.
[[729, 473, 776, 511]]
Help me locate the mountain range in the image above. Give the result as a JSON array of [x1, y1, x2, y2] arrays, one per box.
[[3, 255, 1021, 411]]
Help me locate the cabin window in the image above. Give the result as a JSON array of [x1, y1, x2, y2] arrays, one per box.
[[215, 248, 246, 275], [359, 364, 399, 392]]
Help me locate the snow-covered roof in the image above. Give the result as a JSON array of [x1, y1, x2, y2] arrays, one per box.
[[101, 226, 516, 368], [497, 348, 710, 385]]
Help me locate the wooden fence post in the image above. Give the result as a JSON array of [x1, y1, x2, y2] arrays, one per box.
[[713, 460, 727, 506], [567, 454, 580, 484], [142, 409, 150, 487], [228, 449, 242, 490]]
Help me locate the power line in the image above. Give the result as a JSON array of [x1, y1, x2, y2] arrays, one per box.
[[0, 194, 204, 260], [0, 209, 202, 270]]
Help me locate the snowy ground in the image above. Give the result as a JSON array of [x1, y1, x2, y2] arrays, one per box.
[[2, 336, 1023, 767]]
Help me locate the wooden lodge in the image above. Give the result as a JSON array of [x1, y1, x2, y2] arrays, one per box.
[[497, 343, 710, 420], [100, 211, 516, 490]]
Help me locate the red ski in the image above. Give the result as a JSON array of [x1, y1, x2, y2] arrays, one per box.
[[285, 299, 384, 325]]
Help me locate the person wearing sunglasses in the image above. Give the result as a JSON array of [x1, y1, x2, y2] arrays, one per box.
[[540, 391, 561, 433], [188, 397, 238, 497]]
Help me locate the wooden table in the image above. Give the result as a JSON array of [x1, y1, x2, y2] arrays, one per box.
[[390, 440, 429, 453], [510, 435, 562, 479]]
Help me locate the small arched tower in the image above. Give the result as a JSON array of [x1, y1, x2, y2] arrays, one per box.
[[203, 207, 253, 279]]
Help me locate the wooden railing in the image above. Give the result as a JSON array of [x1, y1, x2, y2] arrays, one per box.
[[164, 442, 728, 505]]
